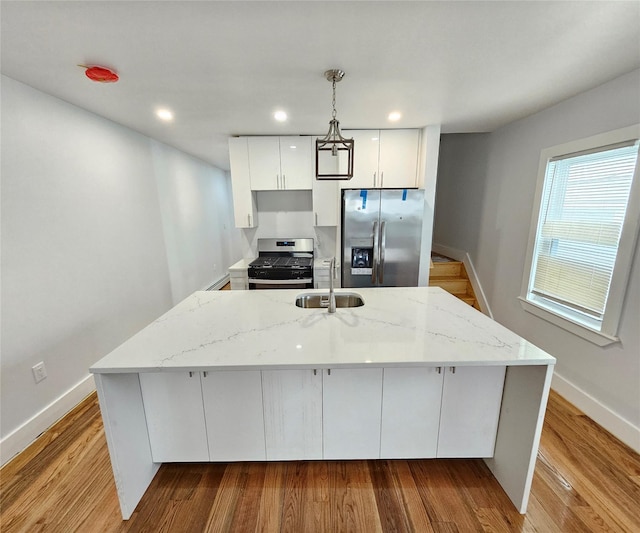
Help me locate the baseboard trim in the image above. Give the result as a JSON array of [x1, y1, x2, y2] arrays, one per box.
[[431, 242, 493, 318], [205, 273, 230, 291], [0, 374, 96, 466], [432, 242, 465, 262], [552, 372, 640, 454]]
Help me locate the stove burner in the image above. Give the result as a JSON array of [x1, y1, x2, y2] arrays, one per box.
[[248, 238, 314, 289], [249, 256, 313, 269]]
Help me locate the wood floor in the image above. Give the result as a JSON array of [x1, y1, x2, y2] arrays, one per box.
[[1, 391, 639, 532]]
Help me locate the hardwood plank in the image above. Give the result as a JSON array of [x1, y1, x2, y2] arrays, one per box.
[[389, 460, 435, 533], [369, 460, 413, 532], [203, 464, 247, 533], [254, 462, 285, 532], [409, 460, 484, 532], [328, 460, 383, 532]]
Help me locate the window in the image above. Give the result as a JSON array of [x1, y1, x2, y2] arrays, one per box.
[[520, 125, 640, 346]]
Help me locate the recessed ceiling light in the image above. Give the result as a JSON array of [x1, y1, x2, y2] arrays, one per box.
[[388, 111, 402, 122], [156, 108, 174, 122], [274, 110, 287, 122]]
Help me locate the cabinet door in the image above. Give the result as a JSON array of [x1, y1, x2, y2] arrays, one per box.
[[228, 137, 258, 228], [139, 372, 209, 462], [437, 366, 506, 458], [378, 130, 420, 188], [248, 137, 281, 190], [323, 368, 383, 459], [341, 130, 379, 189], [201, 370, 266, 461], [262, 369, 323, 460], [312, 157, 340, 226], [380, 367, 443, 458], [280, 136, 312, 190]]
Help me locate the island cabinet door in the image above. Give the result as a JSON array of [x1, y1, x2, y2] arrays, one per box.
[[139, 372, 209, 462], [322, 368, 383, 459], [262, 369, 323, 460], [437, 366, 506, 458], [380, 367, 444, 458], [201, 370, 266, 461]]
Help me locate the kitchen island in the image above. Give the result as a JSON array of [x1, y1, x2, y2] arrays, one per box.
[[90, 287, 555, 519]]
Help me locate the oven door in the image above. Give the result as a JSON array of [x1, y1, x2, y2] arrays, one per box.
[[248, 278, 313, 290]]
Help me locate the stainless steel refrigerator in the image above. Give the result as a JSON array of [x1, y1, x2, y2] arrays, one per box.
[[342, 189, 424, 288]]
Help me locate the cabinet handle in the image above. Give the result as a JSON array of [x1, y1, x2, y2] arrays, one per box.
[[189, 371, 194, 378], [380, 171, 384, 188], [373, 172, 377, 187], [436, 366, 442, 374], [247, 214, 251, 226], [313, 369, 317, 376], [327, 369, 331, 376], [315, 212, 318, 225], [450, 367, 456, 374], [282, 174, 286, 189], [203, 371, 208, 377]]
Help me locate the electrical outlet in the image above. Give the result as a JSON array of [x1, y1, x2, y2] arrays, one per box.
[[32, 362, 47, 383]]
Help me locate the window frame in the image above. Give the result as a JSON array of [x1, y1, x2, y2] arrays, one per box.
[[520, 124, 640, 346]]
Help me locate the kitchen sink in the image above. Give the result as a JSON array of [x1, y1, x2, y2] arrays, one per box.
[[295, 292, 364, 309]]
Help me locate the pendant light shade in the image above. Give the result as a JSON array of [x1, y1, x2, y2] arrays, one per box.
[[316, 70, 354, 180]]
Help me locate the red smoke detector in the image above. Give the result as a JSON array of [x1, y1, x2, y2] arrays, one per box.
[[80, 65, 119, 83]]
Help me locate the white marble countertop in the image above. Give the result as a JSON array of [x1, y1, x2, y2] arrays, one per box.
[[228, 258, 251, 271], [90, 287, 555, 373], [91, 287, 555, 373]]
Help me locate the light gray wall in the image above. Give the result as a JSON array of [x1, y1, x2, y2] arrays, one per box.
[[0, 75, 241, 450], [151, 142, 241, 304], [433, 133, 490, 256], [434, 70, 640, 435]]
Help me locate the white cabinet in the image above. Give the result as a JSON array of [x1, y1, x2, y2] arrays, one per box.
[[437, 366, 506, 458], [262, 369, 323, 460], [378, 129, 421, 188], [140, 370, 266, 462], [313, 259, 339, 289], [380, 367, 443, 458], [228, 260, 249, 290], [341, 129, 420, 189], [312, 158, 340, 226], [228, 137, 258, 228], [201, 370, 265, 461], [322, 368, 383, 459], [139, 372, 209, 462], [248, 136, 313, 191], [139, 364, 505, 464]]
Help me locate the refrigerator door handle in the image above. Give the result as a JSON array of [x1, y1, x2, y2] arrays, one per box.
[[379, 220, 387, 284], [372, 220, 379, 284]]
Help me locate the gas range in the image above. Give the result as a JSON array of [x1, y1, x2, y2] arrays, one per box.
[[248, 238, 314, 289]]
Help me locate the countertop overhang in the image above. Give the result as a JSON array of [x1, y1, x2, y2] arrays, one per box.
[[90, 287, 555, 373]]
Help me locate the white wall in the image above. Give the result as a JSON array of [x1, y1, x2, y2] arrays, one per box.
[[237, 190, 338, 261], [151, 143, 241, 304], [434, 69, 640, 450], [433, 133, 490, 257], [0, 75, 241, 463]]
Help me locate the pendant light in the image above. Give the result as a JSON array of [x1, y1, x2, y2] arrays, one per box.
[[316, 69, 354, 180]]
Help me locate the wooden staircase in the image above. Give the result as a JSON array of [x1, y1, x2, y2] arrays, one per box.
[[429, 255, 479, 310]]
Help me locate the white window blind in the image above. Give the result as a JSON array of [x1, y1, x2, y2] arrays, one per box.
[[529, 140, 639, 326]]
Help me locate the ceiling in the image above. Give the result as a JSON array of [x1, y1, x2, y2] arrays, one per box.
[[2, 1, 639, 171]]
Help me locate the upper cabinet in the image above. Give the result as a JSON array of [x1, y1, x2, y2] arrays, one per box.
[[248, 136, 313, 191], [228, 137, 258, 228], [312, 136, 340, 226], [341, 129, 421, 189]]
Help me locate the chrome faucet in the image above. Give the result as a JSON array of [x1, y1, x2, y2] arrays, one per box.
[[328, 257, 336, 313]]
